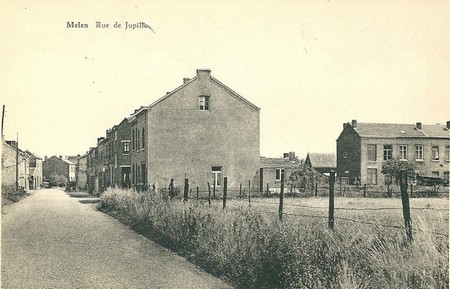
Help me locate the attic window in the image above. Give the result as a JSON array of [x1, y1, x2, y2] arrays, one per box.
[[199, 95, 209, 111]]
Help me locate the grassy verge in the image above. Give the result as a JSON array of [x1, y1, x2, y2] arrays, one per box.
[[1, 184, 29, 207], [99, 187, 448, 289]]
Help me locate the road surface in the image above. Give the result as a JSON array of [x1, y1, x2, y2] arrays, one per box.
[[1, 189, 232, 289]]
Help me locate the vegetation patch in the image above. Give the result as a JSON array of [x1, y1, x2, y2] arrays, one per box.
[[1, 184, 29, 207], [99, 187, 449, 289]]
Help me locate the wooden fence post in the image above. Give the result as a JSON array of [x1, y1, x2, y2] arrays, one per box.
[[207, 182, 211, 207], [315, 182, 318, 197], [248, 180, 251, 206], [184, 178, 189, 202], [213, 182, 216, 198], [266, 183, 269, 196], [328, 171, 335, 230], [400, 169, 413, 242], [279, 171, 284, 221], [223, 177, 228, 209], [240, 183, 242, 198], [363, 183, 366, 198], [196, 186, 199, 200], [410, 183, 413, 198]]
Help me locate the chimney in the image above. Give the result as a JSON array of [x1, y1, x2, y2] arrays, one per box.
[[59, 155, 63, 159], [416, 122, 422, 130], [183, 77, 190, 84], [447, 121, 450, 129], [44, 156, 48, 161], [289, 152, 296, 161], [97, 137, 105, 144], [351, 119, 357, 128], [283, 153, 289, 159], [196, 69, 211, 79]]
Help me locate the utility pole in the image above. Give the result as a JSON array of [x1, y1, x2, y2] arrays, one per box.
[[1, 105, 5, 136], [16, 132, 19, 192]]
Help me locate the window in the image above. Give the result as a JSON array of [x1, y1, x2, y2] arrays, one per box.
[[114, 155, 118, 168], [123, 141, 130, 154], [141, 163, 146, 185], [367, 168, 377, 185], [367, 144, 377, 161], [199, 96, 210, 111], [432, 146, 439, 161], [399, 145, 407, 161], [432, 171, 439, 177], [142, 128, 145, 149], [114, 130, 117, 141], [383, 145, 392, 161], [445, 146, 449, 161], [444, 172, 449, 184], [275, 168, 285, 182], [135, 129, 139, 151], [211, 166, 222, 186], [132, 130, 135, 150], [415, 145, 423, 161]]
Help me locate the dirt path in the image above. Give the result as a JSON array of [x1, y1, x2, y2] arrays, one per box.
[[1, 189, 232, 289]]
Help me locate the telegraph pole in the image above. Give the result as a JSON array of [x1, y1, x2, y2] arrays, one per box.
[[16, 132, 19, 192], [1, 105, 5, 136]]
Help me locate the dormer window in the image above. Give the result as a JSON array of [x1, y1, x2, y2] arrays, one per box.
[[199, 95, 210, 111]]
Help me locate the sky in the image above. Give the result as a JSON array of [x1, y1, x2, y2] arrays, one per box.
[[1, 0, 449, 159]]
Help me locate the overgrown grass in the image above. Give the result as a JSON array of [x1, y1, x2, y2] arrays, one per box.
[[99, 188, 449, 289], [1, 184, 28, 207]]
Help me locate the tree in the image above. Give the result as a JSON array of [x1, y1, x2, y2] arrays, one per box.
[[48, 174, 68, 187], [288, 164, 326, 194], [381, 159, 417, 183]]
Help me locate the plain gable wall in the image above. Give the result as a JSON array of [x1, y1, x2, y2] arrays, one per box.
[[147, 74, 260, 190]]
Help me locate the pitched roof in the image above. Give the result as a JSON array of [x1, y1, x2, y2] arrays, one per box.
[[47, 156, 75, 165], [147, 70, 260, 111], [351, 123, 450, 139], [306, 153, 336, 168]]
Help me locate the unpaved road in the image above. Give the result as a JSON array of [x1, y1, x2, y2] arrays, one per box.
[[1, 189, 232, 289]]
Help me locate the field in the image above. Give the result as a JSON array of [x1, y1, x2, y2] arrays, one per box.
[[99, 188, 449, 289]]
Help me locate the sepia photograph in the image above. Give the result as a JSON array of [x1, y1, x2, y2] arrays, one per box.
[[1, 1, 449, 288]]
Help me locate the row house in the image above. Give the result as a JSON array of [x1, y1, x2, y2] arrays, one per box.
[[337, 120, 450, 186], [26, 150, 43, 189], [85, 69, 260, 193], [2, 139, 32, 190], [76, 152, 88, 191]]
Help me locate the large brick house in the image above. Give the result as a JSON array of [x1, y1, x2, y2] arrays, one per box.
[[84, 69, 260, 193], [43, 156, 76, 184], [137, 69, 260, 191], [337, 120, 450, 186]]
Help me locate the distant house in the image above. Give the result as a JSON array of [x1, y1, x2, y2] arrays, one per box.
[[76, 153, 88, 191], [337, 120, 450, 185], [305, 152, 336, 175], [2, 139, 30, 190], [259, 152, 299, 192], [25, 150, 43, 189], [42, 156, 76, 184], [107, 118, 131, 189]]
